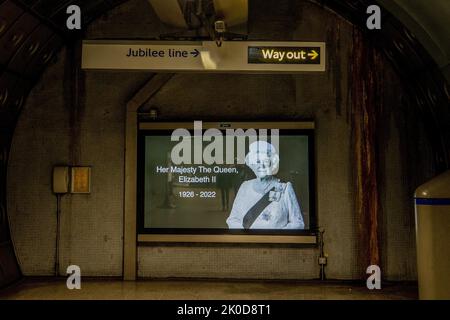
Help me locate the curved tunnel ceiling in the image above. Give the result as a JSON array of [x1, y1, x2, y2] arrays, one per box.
[[0, 0, 449, 286], [379, 0, 450, 80], [0, 0, 449, 132]]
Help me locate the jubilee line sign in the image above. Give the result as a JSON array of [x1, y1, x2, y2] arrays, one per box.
[[82, 41, 326, 73]]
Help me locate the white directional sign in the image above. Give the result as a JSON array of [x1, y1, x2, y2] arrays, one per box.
[[82, 41, 326, 73]]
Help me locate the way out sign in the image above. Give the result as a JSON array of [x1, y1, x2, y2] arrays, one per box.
[[82, 41, 326, 73], [248, 47, 320, 64]]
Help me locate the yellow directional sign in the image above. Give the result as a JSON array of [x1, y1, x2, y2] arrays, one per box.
[[82, 41, 326, 72], [248, 47, 322, 65]]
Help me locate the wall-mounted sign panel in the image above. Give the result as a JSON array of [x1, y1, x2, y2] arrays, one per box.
[[82, 41, 326, 73], [248, 46, 321, 64], [71, 167, 91, 194]]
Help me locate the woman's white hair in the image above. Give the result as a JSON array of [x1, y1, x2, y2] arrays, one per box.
[[245, 141, 280, 175]]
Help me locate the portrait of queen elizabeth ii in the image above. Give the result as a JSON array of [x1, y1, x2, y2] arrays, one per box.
[[226, 140, 304, 230]]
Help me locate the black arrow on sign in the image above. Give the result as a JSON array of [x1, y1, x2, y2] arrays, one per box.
[[190, 49, 200, 57]]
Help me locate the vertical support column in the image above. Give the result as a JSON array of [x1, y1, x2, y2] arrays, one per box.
[[124, 107, 138, 280], [123, 73, 174, 280]]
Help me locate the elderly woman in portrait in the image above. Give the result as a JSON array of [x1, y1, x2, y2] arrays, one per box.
[[226, 141, 304, 230]]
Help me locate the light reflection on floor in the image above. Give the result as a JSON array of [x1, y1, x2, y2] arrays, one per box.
[[0, 279, 418, 300]]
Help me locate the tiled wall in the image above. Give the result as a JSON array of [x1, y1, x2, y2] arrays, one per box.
[[6, 0, 436, 280]]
